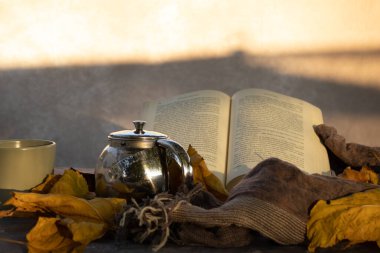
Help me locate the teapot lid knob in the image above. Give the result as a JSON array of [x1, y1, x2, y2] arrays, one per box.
[[133, 120, 146, 134], [109, 120, 167, 142]]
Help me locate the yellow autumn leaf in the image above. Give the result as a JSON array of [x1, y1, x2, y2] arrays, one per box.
[[27, 216, 107, 253], [31, 174, 62, 193], [63, 218, 107, 245], [49, 169, 90, 198], [2, 168, 126, 252], [307, 188, 380, 252], [4, 192, 126, 225], [338, 166, 379, 184], [187, 145, 229, 201], [27, 217, 77, 253]]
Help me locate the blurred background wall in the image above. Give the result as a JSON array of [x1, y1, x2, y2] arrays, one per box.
[[1, 0, 380, 168]]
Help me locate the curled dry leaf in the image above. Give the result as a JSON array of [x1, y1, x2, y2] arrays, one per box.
[[1, 167, 126, 252], [49, 169, 90, 198], [31, 174, 62, 194], [4, 192, 126, 224], [187, 145, 229, 201], [338, 166, 379, 184], [31, 169, 91, 198], [27, 216, 107, 253], [307, 188, 380, 252]]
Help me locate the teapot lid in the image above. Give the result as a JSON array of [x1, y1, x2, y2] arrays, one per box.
[[108, 120, 167, 141]]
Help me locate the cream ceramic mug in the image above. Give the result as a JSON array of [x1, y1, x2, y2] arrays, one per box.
[[0, 139, 56, 202]]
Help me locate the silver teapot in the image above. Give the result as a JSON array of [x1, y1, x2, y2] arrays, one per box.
[[95, 120, 192, 200]]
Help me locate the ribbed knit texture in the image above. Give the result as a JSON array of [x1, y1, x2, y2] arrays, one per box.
[[169, 158, 377, 247]]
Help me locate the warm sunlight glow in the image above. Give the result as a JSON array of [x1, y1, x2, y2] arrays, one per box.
[[1, 0, 380, 69], [244, 52, 380, 89]]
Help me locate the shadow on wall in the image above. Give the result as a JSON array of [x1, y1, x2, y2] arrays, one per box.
[[1, 50, 380, 167]]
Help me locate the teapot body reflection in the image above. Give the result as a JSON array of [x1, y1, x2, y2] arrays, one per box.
[[95, 121, 192, 200]]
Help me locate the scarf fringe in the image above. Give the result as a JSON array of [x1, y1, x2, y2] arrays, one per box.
[[118, 185, 202, 251]]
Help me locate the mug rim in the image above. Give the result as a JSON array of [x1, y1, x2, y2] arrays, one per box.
[[0, 139, 56, 150]]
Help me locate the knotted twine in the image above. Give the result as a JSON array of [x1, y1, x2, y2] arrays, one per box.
[[117, 188, 202, 251]]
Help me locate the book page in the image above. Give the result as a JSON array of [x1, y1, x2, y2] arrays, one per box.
[[141, 90, 231, 183], [226, 89, 330, 187]]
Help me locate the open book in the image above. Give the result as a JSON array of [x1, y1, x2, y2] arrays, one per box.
[[141, 89, 330, 189]]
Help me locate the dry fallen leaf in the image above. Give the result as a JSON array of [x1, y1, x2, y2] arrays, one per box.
[[3, 192, 126, 225], [49, 169, 90, 198], [1, 167, 126, 252], [187, 145, 229, 201], [27, 217, 78, 253], [32, 174, 62, 194], [338, 166, 379, 184], [27, 216, 107, 253], [307, 188, 380, 252], [3, 193, 126, 252]]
